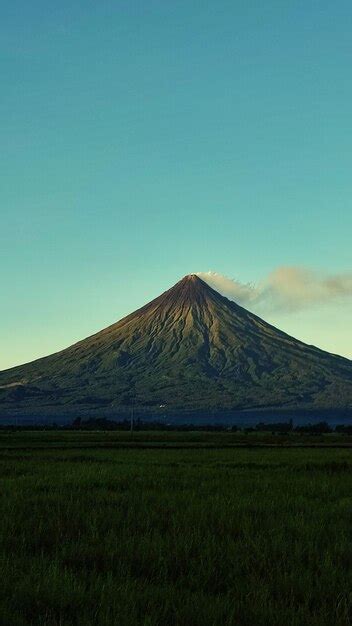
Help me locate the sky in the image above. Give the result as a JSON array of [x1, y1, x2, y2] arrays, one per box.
[[1, 0, 351, 370]]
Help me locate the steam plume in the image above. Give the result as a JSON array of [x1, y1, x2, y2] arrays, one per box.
[[196, 267, 352, 313]]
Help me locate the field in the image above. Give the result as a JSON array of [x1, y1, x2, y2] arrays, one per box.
[[0, 431, 351, 625]]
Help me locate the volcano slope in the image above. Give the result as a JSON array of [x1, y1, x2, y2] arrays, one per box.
[[0, 275, 351, 418]]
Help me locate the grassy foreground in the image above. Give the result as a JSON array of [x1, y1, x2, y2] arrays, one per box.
[[0, 431, 351, 625]]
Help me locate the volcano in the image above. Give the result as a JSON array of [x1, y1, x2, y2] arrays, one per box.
[[0, 274, 351, 419]]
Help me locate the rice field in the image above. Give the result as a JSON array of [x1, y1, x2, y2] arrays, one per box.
[[0, 430, 351, 625]]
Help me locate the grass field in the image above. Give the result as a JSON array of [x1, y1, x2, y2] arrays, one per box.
[[0, 431, 351, 625]]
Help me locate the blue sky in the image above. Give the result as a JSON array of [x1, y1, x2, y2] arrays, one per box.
[[1, 1, 351, 369]]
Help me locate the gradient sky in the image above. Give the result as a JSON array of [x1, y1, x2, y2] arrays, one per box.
[[1, 1, 351, 370]]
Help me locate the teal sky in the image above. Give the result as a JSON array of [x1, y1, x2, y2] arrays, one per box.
[[1, 1, 351, 369]]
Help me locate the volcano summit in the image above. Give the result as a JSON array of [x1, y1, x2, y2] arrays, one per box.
[[1, 274, 351, 419]]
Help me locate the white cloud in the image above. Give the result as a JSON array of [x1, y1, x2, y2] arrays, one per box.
[[196, 267, 352, 313]]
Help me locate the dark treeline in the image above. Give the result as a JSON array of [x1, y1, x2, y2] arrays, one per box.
[[0, 417, 239, 432], [0, 417, 351, 434]]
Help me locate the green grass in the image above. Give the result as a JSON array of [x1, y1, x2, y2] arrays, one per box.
[[0, 432, 351, 625]]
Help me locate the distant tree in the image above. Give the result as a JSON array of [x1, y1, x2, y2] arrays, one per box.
[[255, 420, 293, 433], [294, 421, 332, 434], [335, 425, 352, 435]]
